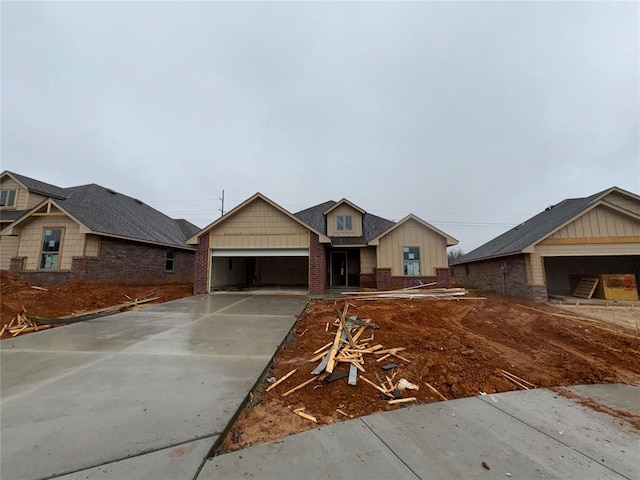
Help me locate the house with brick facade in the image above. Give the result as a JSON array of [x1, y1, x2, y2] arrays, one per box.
[[188, 193, 458, 295], [0, 171, 199, 286], [450, 186, 640, 302]]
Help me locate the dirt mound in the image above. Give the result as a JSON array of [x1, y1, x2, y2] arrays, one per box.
[[1, 271, 193, 338], [220, 295, 640, 452]]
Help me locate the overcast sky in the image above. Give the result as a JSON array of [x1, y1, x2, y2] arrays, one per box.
[[2, 1, 638, 252]]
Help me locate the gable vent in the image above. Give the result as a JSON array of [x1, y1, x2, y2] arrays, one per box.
[[106, 188, 117, 195]]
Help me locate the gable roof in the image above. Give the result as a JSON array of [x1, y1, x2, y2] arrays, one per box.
[[323, 198, 366, 215], [2, 171, 67, 199], [295, 201, 395, 245], [2, 183, 197, 250], [368, 214, 459, 246], [452, 186, 640, 265], [187, 193, 330, 244]]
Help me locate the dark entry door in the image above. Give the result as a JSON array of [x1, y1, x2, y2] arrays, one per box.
[[331, 252, 347, 287]]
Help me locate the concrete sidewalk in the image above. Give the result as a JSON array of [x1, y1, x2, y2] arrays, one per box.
[[200, 384, 639, 480], [1, 294, 308, 480]]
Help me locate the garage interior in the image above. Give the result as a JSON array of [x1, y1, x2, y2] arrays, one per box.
[[543, 255, 640, 298], [210, 252, 308, 291]]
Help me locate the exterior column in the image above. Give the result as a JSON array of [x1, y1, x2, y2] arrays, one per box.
[[193, 233, 210, 294]]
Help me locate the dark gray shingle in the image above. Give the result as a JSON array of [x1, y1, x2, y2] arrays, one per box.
[[451, 189, 608, 265], [7, 171, 67, 199]]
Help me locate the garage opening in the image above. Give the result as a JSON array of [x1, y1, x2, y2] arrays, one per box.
[[544, 255, 640, 298], [210, 249, 309, 292]]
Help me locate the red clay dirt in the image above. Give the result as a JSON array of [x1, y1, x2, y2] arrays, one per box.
[[1, 270, 193, 339], [220, 295, 640, 453]]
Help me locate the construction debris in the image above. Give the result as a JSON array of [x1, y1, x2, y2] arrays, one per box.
[[0, 311, 54, 337], [267, 301, 422, 411], [341, 287, 472, 300]]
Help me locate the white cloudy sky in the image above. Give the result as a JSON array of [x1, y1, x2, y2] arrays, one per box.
[[2, 1, 638, 252]]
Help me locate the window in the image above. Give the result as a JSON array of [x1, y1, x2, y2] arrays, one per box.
[[166, 248, 175, 271], [0, 190, 16, 207], [403, 246, 421, 275], [40, 229, 62, 270], [336, 215, 353, 231]]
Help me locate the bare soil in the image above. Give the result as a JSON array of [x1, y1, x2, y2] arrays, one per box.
[[0, 270, 193, 339], [220, 295, 640, 453]]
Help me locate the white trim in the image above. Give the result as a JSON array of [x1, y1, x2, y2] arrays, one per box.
[[211, 248, 309, 257]]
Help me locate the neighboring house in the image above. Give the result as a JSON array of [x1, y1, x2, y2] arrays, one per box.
[[188, 193, 458, 294], [0, 171, 199, 285], [450, 187, 640, 302]]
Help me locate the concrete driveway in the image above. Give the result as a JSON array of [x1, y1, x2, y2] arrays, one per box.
[[0, 294, 308, 480]]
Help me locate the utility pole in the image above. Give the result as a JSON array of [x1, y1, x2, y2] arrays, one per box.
[[219, 190, 225, 217]]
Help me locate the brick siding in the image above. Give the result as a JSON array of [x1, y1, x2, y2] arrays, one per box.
[[193, 233, 210, 294], [451, 254, 548, 302], [359, 273, 375, 288], [309, 232, 327, 295], [10, 237, 194, 287]]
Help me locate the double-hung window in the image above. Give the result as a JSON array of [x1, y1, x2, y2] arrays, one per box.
[[336, 215, 353, 231], [403, 246, 421, 275], [166, 248, 175, 272], [40, 229, 62, 270], [0, 190, 16, 207]]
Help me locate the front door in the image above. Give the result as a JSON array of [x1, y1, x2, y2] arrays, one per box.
[[330, 251, 347, 287]]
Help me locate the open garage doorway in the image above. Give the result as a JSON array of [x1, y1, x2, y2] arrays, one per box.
[[210, 249, 309, 292], [543, 255, 640, 297]]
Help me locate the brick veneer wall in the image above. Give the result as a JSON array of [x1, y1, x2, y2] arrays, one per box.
[[309, 232, 326, 295], [193, 233, 210, 294], [359, 273, 375, 288], [373, 267, 452, 290], [10, 237, 194, 286], [451, 254, 548, 302]]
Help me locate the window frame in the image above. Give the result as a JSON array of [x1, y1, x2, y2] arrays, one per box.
[[402, 246, 421, 276], [40, 227, 64, 270], [165, 248, 176, 272], [336, 215, 353, 232], [0, 189, 17, 208]]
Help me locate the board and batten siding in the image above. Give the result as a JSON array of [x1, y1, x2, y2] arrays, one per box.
[[84, 234, 101, 257], [545, 205, 640, 240], [0, 235, 18, 270], [376, 219, 448, 276], [209, 198, 310, 249], [360, 247, 377, 274], [16, 215, 85, 270], [326, 205, 363, 237]]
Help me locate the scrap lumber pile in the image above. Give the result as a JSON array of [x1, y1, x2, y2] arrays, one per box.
[[267, 302, 424, 423], [341, 285, 475, 300], [0, 309, 53, 337]]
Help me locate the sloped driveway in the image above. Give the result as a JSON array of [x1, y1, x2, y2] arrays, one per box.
[[0, 294, 308, 480]]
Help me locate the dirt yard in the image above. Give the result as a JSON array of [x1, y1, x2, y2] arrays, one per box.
[[0, 270, 193, 339], [220, 295, 640, 453]]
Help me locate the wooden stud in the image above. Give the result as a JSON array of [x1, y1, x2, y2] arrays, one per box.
[[313, 342, 333, 355], [293, 409, 318, 423], [376, 354, 392, 363], [265, 369, 297, 393], [325, 321, 344, 374]]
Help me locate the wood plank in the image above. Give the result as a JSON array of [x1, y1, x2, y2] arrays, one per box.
[[293, 409, 318, 423], [325, 321, 344, 374], [282, 376, 318, 397], [387, 397, 417, 405], [424, 382, 448, 401], [265, 368, 297, 392], [359, 375, 388, 394], [312, 342, 333, 355]]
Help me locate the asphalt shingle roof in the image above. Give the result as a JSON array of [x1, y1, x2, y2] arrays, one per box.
[[56, 184, 197, 249], [8, 171, 68, 199], [294, 201, 395, 245], [451, 189, 609, 265]]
